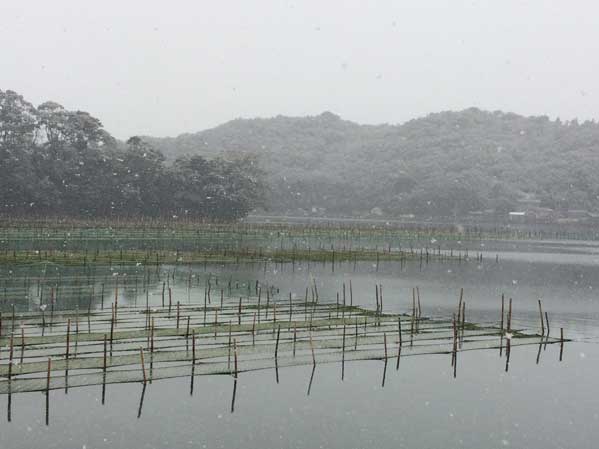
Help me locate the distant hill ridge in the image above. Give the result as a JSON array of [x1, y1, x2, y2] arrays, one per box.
[[145, 108, 599, 217]]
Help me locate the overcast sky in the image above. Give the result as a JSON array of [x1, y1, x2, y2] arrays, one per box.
[[1, 1, 598, 139]]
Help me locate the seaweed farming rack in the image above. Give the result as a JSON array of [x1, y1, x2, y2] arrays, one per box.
[[0, 286, 565, 406]]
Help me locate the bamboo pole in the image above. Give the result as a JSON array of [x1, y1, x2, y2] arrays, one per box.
[[20, 327, 25, 365], [396, 316, 402, 370], [538, 299, 545, 335], [65, 318, 71, 360], [139, 347, 147, 384], [559, 328, 564, 361]]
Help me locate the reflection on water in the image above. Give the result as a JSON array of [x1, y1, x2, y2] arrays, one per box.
[[0, 342, 591, 449], [1, 239, 598, 448]]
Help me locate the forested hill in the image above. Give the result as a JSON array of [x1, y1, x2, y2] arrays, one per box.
[[146, 108, 599, 218], [0, 89, 265, 220]]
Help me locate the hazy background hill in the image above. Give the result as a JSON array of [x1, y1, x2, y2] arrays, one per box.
[[146, 108, 599, 219]]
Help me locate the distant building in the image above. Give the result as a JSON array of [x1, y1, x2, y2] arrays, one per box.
[[508, 211, 527, 222]]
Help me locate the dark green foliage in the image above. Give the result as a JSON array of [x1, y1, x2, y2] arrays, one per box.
[[147, 108, 599, 217], [0, 90, 265, 220], [172, 154, 265, 220]]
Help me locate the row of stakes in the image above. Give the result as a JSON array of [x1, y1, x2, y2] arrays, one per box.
[[0, 282, 566, 425]]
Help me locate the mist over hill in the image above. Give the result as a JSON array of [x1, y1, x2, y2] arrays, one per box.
[[146, 108, 599, 219]]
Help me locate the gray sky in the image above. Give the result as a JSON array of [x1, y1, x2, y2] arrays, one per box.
[[1, 0, 598, 139]]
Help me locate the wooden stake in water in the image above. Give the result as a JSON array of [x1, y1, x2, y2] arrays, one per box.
[[460, 301, 466, 348], [341, 324, 346, 380], [293, 324, 297, 356], [411, 287, 416, 338], [103, 334, 107, 373], [381, 357, 388, 388], [137, 383, 147, 419], [396, 317, 402, 370], [538, 299, 545, 335], [20, 327, 25, 365], [416, 286, 421, 320], [150, 317, 155, 354], [114, 285, 118, 326], [559, 328, 564, 362], [186, 316, 191, 351], [45, 357, 51, 426], [231, 339, 238, 413], [289, 292, 293, 328], [505, 338, 511, 372], [46, 357, 52, 390], [65, 318, 71, 360], [139, 347, 147, 384], [190, 338, 196, 396], [500, 294, 505, 328], [233, 338, 238, 379], [310, 332, 316, 366], [507, 298, 513, 332], [355, 316, 359, 350], [214, 310, 218, 339], [275, 325, 281, 359], [500, 294, 505, 356], [383, 332, 388, 360], [227, 320, 232, 371], [252, 312, 256, 346], [8, 333, 14, 382], [274, 326, 281, 384], [452, 314, 458, 378], [110, 308, 114, 357], [307, 364, 316, 397], [258, 287, 262, 323], [451, 314, 457, 367], [536, 336, 543, 365], [266, 288, 273, 320], [192, 330, 196, 365]]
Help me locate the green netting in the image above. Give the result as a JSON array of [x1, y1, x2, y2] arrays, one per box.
[[0, 297, 558, 394]]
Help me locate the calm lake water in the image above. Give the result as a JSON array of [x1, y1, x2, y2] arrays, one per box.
[[1, 239, 599, 449]]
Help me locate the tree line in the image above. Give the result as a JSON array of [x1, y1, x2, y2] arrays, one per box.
[[0, 90, 265, 220], [147, 109, 599, 218]]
